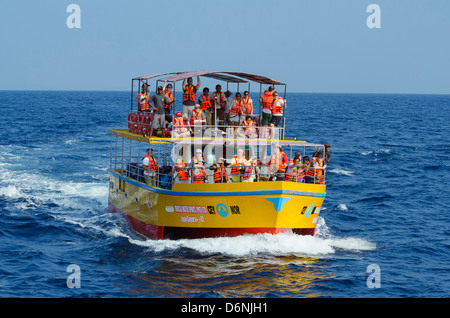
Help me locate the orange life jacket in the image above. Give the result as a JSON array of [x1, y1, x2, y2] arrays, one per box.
[[213, 162, 228, 183], [243, 96, 253, 114], [242, 163, 254, 180], [174, 162, 189, 180], [213, 91, 225, 108], [199, 94, 211, 111], [143, 154, 158, 171], [183, 85, 196, 102], [192, 167, 206, 183], [164, 90, 174, 109], [174, 117, 187, 132], [306, 159, 325, 183], [286, 166, 303, 182], [269, 152, 287, 173], [230, 98, 243, 115], [190, 110, 203, 126], [230, 156, 245, 175], [272, 97, 284, 114], [262, 91, 273, 110], [137, 94, 150, 111]]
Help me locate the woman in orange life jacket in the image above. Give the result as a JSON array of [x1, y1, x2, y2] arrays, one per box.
[[229, 93, 244, 135], [182, 76, 201, 120], [305, 154, 326, 184], [286, 157, 305, 183], [163, 83, 176, 124], [198, 87, 213, 126], [209, 157, 229, 183], [267, 146, 288, 181], [230, 148, 247, 182], [270, 91, 286, 139], [236, 115, 257, 138], [137, 92, 150, 112], [242, 91, 253, 117], [188, 104, 206, 136], [172, 112, 190, 138], [172, 157, 190, 184], [142, 148, 158, 186], [190, 149, 206, 184]]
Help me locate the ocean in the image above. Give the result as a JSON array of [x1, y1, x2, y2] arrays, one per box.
[[0, 90, 449, 300]]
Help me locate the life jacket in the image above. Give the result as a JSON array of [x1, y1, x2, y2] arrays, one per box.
[[272, 97, 284, 114], [190, 110, 203, 125], [213, 162, 229, 183], [230, 156, 245, 175], [286, 166, 302, 182], [230, 98, 243, 115], [164, 90, 174, 109], [174, 117, 187, 132], [199, 94, 211, 111], [306, 159, 325, 183], [143, 154, 158, 171], [191, 161, 206, 183], [242, 96, 253, 114], [174, 161, 189, 180], [213, 91, 225, 108], [262, 91, 273, 110], [270, 152, 287, 173], [137, 94, 150, 111], [183, 85, 196, 102], [242, 163, 254, 181]]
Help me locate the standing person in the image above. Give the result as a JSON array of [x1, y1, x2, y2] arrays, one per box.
[[198, 87, 212, 126], [313, 144, 331, 164], [224, 90, 233, 128], [242, 91, 253, 117], [149, 86, 169, 137], [267, 146, 288, 181], [136, 90, 150, 112], [229, 92, 244, 134], [212, 84, 225, 127], [182, 76, 201, 120], [163, 83, 176, 124], [188, 104, 206, 136], [269, 91, 286, 138], [142, 148, 158, 186]]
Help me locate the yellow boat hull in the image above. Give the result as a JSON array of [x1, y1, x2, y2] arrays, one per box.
[[108, 169, 326, 239]]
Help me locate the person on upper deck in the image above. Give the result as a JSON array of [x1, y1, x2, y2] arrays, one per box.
[[224, 91, 233, 127], [236, 115, 257, 138], [229, 92, 244, 134], [269, 91, 286, 139], [267, 146, 288, 181], [260, 86, 274, 126], [188, 104, 206, 136], [198, 87, 213, 126], [149, 86, 170, 136], [212, 85, 225, 128], [182, 76, 201, 120], [137, 87, 150, 112], [242, 91, 253, 117], [163, 82, 176, 124]]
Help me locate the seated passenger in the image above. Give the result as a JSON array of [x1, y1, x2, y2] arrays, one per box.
[[242, 156, 260, 182], [191, 149, 206, 183], [230, 148, 247, 182], [210, 157, 229, 183], [173, 112, 190, 138], [286, 157, 304, 183], [267, 146, 288, 181], [305, 155, 326, 184], [188, 104, 206, 137], [172, 157, 189, 183], [236, 115, 258, 138]]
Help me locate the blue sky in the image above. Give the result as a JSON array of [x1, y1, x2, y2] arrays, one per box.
[[1, 0, 449, 93]]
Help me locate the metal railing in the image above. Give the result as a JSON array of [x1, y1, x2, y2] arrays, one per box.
[[112, 161, 326, 189], [127, 111, 284, 140]]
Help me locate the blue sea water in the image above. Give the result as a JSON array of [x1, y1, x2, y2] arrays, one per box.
[[0, 90, 449, 299]]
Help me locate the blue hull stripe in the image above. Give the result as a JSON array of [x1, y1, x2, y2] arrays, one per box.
[[109, 169, 326, 198]]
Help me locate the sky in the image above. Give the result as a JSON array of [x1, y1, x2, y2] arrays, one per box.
[[0, 0, 449, 94]]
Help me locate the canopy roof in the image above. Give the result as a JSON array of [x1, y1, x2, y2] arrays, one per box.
[[134, 71, 285, 85]]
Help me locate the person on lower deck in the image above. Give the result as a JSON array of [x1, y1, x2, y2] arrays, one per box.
[[230, 148, 247, 182], [267, 146, 288, 181], [142, 148, 158, 186], [305, 154, 326, 184], [210, 157, 229, 183], [172, 157, 189, 183], [190, 149, 206, 183]]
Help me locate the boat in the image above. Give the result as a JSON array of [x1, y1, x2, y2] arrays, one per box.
[[108, 71, 327, 240]]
